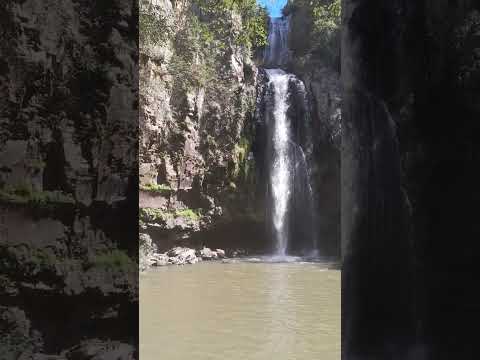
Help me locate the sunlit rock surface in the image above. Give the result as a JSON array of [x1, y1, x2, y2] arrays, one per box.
[[139, 0, 265, 254]]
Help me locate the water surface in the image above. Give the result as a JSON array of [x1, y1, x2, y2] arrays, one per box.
[[140, 261, 340, 360]]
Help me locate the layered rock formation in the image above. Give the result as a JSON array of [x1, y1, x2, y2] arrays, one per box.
[[139, 0, 267, 259], [0, 1, 138, 357]]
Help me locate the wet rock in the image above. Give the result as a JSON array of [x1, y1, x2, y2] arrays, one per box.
[[139, 233, 157, 272], [163, 215, 200, 232], [222, 258, 238, 264], [187, 256, 199, 265], [231, 248, 247, 257], [167, 247, 198, 265], [140, 242, 228, 269], [215, 249, 226, 258], [168, 246, 187, 257], [63, 339, 134, 360], [151, 253, 169, 267], [199, 247, 217, 260]]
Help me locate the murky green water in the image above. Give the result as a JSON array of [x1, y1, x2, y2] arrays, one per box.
[[140, 261, 340, 360]]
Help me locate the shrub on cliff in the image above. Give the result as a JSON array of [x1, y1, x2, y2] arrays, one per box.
[[194, 0, 269, 50], [140, 0, 267, 92], [140, 0, 267, 50], [312, 0, 340, 64], [283, 0, 341, 68], [139, 1, 171, 46]]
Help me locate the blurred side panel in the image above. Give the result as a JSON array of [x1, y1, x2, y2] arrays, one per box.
[[0, 1, 139, 358]]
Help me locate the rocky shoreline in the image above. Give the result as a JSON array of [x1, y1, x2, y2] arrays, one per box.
[[139, 233, 247, 272]]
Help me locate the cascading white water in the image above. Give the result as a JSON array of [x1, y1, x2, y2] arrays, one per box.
[[262, 16, 318, 257], [266, 69, 292, 256], [264, 17, 291, 68]]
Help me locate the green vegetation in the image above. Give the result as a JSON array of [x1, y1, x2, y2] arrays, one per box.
[[194, 0, 269, 49], [312, 0, 340, 64], [139, 0, 171, 46], [139, 0, 268, 91], [232, 136, 254, 182], [237, 136, 250, 164], [26, 249, 57, 273], [0, 184, 75, 206], [283, 0, 341, 68], [175, 208, 201, 221], [140, 207, 167, 222], [87, 249, 135, 271], [173, 0, 268, 89], [140, 183, 173, 194], [140, 207, 202, 223], [169, 51, 214, 90], [1, 246, 58, 276]]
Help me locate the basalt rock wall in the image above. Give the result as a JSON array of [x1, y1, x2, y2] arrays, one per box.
[[139, 0, 266, 253], [0, 0, 138, 358]]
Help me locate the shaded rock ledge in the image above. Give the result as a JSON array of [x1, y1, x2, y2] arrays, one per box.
[[139, 233, 245, 272]]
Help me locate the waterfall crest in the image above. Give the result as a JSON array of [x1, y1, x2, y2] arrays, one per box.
[[263, 17, 291, 68]]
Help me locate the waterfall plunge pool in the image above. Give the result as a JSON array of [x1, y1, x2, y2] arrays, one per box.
[[140, 13, 340, 360], [140, 260, 340, 360]]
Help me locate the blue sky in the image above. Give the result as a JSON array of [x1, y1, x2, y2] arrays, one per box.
[[256, 0, 288, 18]]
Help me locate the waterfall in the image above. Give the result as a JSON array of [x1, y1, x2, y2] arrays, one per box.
[[266, 69, 292, 256], [261, 16, 317, 257], [263, 17, 291, 68]]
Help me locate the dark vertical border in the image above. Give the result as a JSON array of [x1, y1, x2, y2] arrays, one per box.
[[0, 0, 139, 357], [342, 0, 480, 359]]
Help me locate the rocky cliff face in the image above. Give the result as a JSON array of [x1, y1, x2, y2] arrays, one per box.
[[295, 65, 341, 256], [282, 3, 342, 257], [0, 1, 138, 358], [139, 0, 341, 258], [139, 0, 265, 255]]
